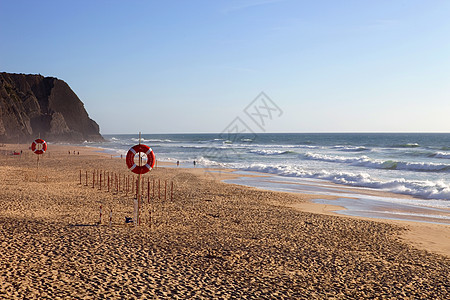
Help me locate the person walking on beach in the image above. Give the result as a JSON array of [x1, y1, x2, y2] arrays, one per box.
[[193, 160, 196, 167], [177, 160, 180, 167]]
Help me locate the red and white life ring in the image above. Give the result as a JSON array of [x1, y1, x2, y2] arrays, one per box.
[[31, 138, 47, 155], [126, 144, 155, 174]]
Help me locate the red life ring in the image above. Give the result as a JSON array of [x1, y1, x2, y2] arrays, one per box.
[[126, 144, 155, 174], [31, 139, 47, 155]]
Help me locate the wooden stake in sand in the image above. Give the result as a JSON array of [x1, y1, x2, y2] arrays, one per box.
[[133, 197, 138, 226], [147, 178, 150, 203], [164, 180, 167, 201]]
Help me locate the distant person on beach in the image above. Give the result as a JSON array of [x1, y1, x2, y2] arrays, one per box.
[[193, 160, 196, 167], [68, 151, 70, 155], [177, 160, 180, 167]]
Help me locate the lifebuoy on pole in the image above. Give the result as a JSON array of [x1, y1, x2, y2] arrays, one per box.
[[31, 139, 47, 155], [126, 144, 155, 174]]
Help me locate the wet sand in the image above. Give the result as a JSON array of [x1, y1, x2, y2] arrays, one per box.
[[0, 144, 449, 298], [225, 174, 450, 224]]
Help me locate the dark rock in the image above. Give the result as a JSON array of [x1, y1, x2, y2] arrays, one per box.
[[0, 72, 104, 143]]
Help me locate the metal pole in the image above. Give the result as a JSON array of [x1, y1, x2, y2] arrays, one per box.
[[138, 174, 141, 225], [138, 132, 142, 224]]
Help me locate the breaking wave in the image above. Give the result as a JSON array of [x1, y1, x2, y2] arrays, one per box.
[[391, 143, 420, 148], [249, 149, 296, 155], [332, 145, 369, 152], [243, 164, 450, 201], [304, 153, 450, 172], [431, 152, 450, 159]]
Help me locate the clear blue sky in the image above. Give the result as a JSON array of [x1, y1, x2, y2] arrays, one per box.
[[1, 0, 449, 134]]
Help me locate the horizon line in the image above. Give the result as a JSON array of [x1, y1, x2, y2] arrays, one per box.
[[100, 131, 450, 135]]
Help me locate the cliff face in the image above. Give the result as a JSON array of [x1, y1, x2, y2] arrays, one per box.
[[0, 72, 104, 143]]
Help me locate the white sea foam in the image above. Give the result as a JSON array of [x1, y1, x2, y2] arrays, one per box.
[[243, 163, 450, 202], [242, 144, 318, 149], [195, 156, 225, 167], [131, 138, 173, 143], [391, 143, 420, 148], [249, 149, 293, 155], [304, 153, 450, 172], [332, 145, 369, 152], [433, 152, 450, 159]]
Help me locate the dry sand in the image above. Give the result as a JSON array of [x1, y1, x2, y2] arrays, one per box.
[[0, 144, 449, 299]]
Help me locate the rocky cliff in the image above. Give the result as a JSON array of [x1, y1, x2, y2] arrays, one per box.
[[0, 72, 104, 143]]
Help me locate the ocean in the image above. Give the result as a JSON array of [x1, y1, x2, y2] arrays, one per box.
[[85, 133, 450, 222]]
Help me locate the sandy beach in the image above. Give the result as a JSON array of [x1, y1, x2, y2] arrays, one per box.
[[0, 144, 449, 299]]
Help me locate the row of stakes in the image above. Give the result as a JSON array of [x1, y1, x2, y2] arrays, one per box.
[[79, 170, 175, 226]]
